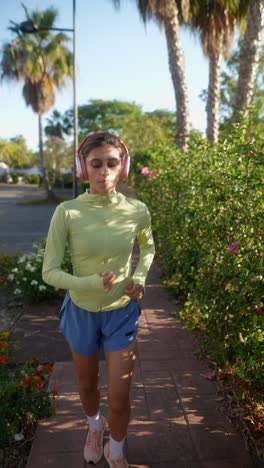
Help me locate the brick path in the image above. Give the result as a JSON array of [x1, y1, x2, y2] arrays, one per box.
[[1, 183, 253, 467], [26, 262, 253, 467]]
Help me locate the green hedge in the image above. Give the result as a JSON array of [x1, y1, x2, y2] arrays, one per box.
[[24, 174, 40, 185], [134, 122, 264, 389]]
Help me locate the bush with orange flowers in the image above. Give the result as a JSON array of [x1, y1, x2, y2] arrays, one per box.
[[0, 330, 58, 451]]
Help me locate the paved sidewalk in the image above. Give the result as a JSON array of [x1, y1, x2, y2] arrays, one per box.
[[2, 183, 254, 466], [26, 262, 253, 468]]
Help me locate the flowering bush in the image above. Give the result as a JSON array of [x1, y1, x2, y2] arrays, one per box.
[[141, 166, 158, 178], [0, 254, 18, 289], [7, 239, 72, 303], [0, 330, 58, 449], [134, 120, 264, 388]]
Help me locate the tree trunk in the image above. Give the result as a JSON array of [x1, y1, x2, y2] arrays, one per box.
[[207, 42, 222, 143], [38, 113, 56, 201], [163, 5, 190, 151], [233, 0, 264, 122]]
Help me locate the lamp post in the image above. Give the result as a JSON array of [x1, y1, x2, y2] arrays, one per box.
[[19, 0, 79, 198]]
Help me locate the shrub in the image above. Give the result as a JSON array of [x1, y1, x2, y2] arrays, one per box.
[[11, 173, 19, 184], [62, 173, 73, 188], [0, 254, 18, 289], [134, 120, 264, 389], [81, 180, 90, 193], [7, 239, 72, 303], [0, 330, 57, 449], [24, 174, 40, 185], [0, 173, 9, 183]]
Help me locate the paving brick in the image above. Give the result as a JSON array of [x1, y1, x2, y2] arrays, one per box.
[[52, 392, 84, 416], [145, 386, 183, 420], [151, 461, 253, 468], [126, 419, 197, 464], [202, 459, 254, 468], [141, 370, 175, 387], [188, 420, 252, 463], [27, 451, 86, 468], [180, 394, 220, 412], [130, 387, 150, 420], [29, 417, 87, 454], [150, 463, 205, 468], [184, 410, 234, 429], [171, 370, 217, 395], [140, 358, 209, 373]]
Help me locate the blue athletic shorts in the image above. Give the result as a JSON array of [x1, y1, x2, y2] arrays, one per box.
[[59, 292, 141, 356]]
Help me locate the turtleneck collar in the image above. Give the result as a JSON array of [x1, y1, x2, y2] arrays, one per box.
[[77, 189, 122, 206]]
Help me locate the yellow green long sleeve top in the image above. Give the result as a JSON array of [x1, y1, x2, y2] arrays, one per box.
[[42, 190, 155, 312]]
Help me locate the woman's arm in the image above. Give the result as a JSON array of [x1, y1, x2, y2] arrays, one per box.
[[130, 202, 155, 288], [42, 204, 104, 292]]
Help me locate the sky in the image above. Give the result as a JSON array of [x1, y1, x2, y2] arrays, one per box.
[[0, 0, 219, 151]]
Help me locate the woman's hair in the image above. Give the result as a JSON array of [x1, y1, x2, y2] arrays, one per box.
[[80, 132, 126, 159]]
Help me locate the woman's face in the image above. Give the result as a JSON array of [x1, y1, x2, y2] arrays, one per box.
[[85, 144, 122, 194]]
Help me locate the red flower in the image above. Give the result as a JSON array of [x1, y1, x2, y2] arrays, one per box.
[[19, 379, 30, 388], [0, 356, 9, 363], [35, 380, 43, 389], [44, 363, 53, 373], [25, 377, 32, 384], [32, 355, 39, 363], [34, 375, 42, 382], [228, 241, 240, 254], [52, 388, 58, 396], [34, 369, 42, 376]]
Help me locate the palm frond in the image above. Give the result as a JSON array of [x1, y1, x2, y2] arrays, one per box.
[[1, 5, 73, 115]]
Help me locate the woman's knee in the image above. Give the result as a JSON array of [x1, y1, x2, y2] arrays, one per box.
[[79, 379, 99, 395]]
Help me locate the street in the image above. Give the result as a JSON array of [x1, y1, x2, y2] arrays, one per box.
[[0, 184, 71, 254]]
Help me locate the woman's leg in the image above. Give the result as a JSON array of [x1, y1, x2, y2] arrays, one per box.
[[105, 340, 137, 441], [71, 349, 100, 416], [72, 349, 107, 464]]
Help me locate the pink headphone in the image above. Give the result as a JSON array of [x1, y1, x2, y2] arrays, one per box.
[[76, 131, 130, 181]]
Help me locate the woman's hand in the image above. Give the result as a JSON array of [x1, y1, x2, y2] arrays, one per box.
[[125, 279, 144, 300], [99, 271, 116, 291]]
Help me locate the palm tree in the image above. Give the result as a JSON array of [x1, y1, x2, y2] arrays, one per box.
[[0, 5, 73, 200], [188, 0, 249, 143], [233, 0, 264, 122], [45, 109, 72, 140], [112, 0, 190, 151]]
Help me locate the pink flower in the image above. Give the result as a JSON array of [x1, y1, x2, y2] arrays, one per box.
[[228, 241, 240, 254], [141, 167, 149, 176], [200, 372, 217, 382], [149, 170, 158, 178]]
